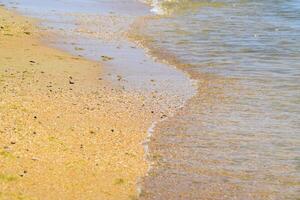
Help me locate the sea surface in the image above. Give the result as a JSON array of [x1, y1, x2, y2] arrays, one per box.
[[2, 0, 300, 199], [138, 0, 300, 199]]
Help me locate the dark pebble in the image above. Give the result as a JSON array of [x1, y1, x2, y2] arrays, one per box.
[[160, 114, 167, 119]]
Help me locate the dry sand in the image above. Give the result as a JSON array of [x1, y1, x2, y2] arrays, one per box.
[[0, 7, 156, 200]]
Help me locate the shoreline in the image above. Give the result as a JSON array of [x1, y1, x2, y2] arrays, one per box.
[[0, 7, 157, 199], [0, 0, 198, 199], [1, 1, 299, 199], [4, 2, 197, 198]]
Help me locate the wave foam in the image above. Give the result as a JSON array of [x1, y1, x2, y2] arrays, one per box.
[[141, 0, 225, 15]]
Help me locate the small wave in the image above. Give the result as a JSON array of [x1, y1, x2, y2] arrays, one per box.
[[141, 0, 225, 15]]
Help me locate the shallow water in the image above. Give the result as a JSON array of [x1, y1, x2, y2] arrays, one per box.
[[2, 0, 300, 199], [138, 0, 300, 199]]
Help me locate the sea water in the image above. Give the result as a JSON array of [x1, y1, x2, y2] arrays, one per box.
[[138, 0, 300, 199], [1, 0, 299, 199]]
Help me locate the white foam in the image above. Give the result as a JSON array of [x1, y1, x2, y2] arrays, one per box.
[[139, 0, 165, 15]]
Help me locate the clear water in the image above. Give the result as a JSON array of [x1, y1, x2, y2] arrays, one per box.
[[2, 0, 300, 198], [139, 0, 300, 199]]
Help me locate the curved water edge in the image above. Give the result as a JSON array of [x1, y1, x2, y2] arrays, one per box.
[[125, 11, 201, 198], [137, 85, 198, 197], [2, 0, 299, 199]]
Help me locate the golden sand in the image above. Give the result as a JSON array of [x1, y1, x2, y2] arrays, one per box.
[[0, 7, 154, 200]]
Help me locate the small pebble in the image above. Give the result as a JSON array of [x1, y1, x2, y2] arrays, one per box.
[[161, 114, 167, 119]]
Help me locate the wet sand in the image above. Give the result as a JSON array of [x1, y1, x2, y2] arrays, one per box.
[[0, 7, 158, 200]]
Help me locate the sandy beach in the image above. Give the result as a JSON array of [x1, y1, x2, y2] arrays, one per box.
[[1, 0, 299, 199], [0, 7, 156, 200]]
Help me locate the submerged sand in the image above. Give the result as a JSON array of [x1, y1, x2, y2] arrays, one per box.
[[0, 7, 157, 200]]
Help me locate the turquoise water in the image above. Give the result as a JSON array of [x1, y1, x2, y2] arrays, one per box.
[[139, 0, 300, 199]]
